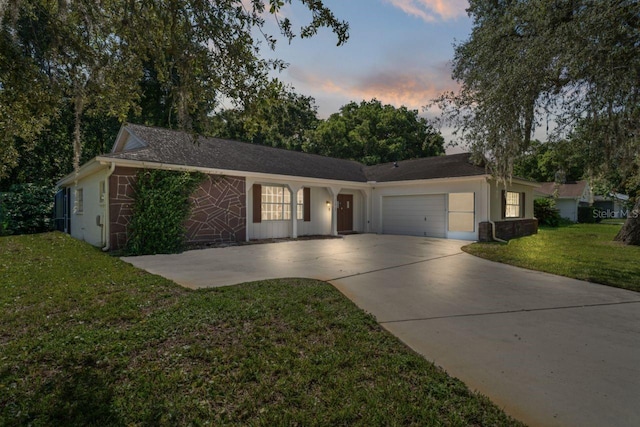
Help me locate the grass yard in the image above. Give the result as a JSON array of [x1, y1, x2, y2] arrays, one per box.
[[464, 223, 640, 292], [0, 232, 521, 426]]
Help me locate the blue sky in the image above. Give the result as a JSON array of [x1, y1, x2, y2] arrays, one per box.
[[260, 0, 473, 122]]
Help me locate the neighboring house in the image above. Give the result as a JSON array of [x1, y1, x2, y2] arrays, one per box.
[[534, 180, 591, 222], [593, 192, 631, 219], [55, 124, 538, 250]]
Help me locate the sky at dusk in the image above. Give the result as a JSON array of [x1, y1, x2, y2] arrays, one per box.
[[259, 0, 473, 127]]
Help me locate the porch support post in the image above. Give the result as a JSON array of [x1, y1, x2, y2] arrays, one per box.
[[327, 186, 341, 236], [286, 184, 301, 239], [360, 188, 371, 233]]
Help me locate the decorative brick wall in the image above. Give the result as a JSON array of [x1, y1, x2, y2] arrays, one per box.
[[478, 219, 538, 242], [110, 167, 137, 250], [108, 167, 246, 251], [185, 175, 246, 244]]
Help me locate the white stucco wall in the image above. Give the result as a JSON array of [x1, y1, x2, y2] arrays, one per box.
[[556, 199, 578, 222], [488, 180, 536, 222], [69, 167, 109, 247], [297, 187, 333, 236]]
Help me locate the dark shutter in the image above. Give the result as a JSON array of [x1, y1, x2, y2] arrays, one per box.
[[501, 190, 506, 219], [303, 187, 311, 222], [521, 192, 526, 218], [253, 184, 261, 223]]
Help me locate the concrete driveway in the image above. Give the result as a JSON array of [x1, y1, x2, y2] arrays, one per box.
[[123, 234, 640, 427]]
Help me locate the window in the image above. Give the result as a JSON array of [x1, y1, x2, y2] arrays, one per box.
[[448, 193, 475, 232], [297, 189, 304, 220], [505, 191, 523, 218], [261, 185, 291, 221], [75, 188, 84, 214]]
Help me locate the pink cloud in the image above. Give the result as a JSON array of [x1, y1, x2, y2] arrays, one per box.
[[384, 0, 468, 22], [289, 64, 459, 113]]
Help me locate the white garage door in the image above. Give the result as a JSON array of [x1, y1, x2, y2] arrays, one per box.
[[382, 194, 446, 238]]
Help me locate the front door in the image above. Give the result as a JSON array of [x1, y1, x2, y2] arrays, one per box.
[[337, 194, 353, 232]]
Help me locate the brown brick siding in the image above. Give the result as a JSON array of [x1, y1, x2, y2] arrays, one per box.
[[185, 174, 246, 244], [108, 167, 246, 250], [478, 219, 538, 242], [109, 167, 137, 250]]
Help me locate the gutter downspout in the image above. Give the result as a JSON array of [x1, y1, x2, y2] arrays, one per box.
[[102, 162, 116, 251], [486, 178, 507, 243]]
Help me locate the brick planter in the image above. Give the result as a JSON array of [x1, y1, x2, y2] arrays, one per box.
[[478, 219, 538, 242]]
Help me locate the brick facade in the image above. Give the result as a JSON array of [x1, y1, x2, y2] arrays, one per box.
[[478, 219, 538, 242], [108, 167, 246, 251], [185, 174, 246, 244], [109, 167, 137, 250]]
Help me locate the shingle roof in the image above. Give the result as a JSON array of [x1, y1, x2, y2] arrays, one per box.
[[364, 153, 487, 182], [535, 181, 588, 199], [102, 124, 489, 183], [104, 124, 369, 182]]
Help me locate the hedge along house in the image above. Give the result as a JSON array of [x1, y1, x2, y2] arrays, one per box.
[[55, 124, 538, 251]]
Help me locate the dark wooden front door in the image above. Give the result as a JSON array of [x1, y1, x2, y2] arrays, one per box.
[[337, 194, 353, 232]]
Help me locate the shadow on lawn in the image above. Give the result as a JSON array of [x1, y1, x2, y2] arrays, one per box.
[[36, 361, 122, 426]]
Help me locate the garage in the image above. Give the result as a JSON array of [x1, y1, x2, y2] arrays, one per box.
[[382, 194, 446, 238]]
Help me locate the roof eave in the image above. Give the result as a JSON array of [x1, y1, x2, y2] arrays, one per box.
[[94, 157, 371, 187], [56, 159, 106, 187], [372, 174, 491, 187]]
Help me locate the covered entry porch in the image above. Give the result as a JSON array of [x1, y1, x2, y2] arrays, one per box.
[[246, 178, 369, 240]]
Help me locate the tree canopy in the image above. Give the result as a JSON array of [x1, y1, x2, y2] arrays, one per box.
[[306, 99, 444, 165], [437, 0, 639, 178], [437, 0, 640, 244], [0, 0, 349, 178], [513, 139, 587, 184], [209, 80, 319, 151]]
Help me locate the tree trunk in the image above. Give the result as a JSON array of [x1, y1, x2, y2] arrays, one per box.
[[614, 198, 640, 245], [73, 91, 84, 174]]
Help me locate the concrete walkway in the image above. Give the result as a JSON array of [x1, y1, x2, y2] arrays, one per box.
[[123, 234, 640, 427]]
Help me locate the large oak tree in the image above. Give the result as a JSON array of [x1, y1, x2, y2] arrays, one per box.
[[436, 0, 640, 244], [307, 99, 444, 165], [209, 79, 319, 151], [0, 0, 348, 177]]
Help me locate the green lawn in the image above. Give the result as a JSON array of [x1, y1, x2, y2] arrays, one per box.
[[463, 223, 640, 292], [0, 232, 521, 426]]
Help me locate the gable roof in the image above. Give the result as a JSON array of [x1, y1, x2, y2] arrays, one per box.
[[535, 180, 589, 199], [103, 124, 369, 182], [97, 124, 493, 184], [593, 192, 629, 202]]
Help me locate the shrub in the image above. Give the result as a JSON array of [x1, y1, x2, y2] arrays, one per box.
[[534, 198, 561, 227], [125, 169, 205, 255], [578, 206, 598, 223], [0, 183, 55, 235]]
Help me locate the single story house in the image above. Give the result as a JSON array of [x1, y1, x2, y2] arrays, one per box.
[[593, 192, 631, 219], [56, 124, 538, 250], [534, 180, 591, 222]]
